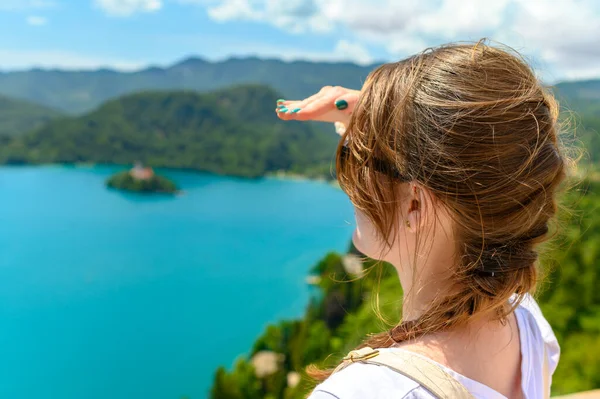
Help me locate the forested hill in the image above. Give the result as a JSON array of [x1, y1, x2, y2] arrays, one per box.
[[0, 94, 63, 137], [555, 79, 600, 105], [1, 56, 600, 174], [554, 81, 600, 162], [0, 85, 339, 178], [0, 58, 373, 114]]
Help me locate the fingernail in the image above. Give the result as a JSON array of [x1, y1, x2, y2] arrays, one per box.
[[278, 107, 288, 113], [291, 108, 301, 113], [335, 100, 348, 110], [277, 104, 286, 108], [277, 99, 286, 103]]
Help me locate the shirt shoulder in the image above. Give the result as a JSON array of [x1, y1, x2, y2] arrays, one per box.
[[308, 362, 437, 399], [516, 293, 561, 374]]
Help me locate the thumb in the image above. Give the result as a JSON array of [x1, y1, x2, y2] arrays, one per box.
[[334, 121, 348, 136]]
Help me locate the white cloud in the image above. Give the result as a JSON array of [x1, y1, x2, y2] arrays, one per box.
[[333, 40, 373, 65], [503, 0, 600, 80], [193, 0, 330, 33], [26, 15, 47, 25], [206, 0, 255, 21], [188, 0, 600, 81], [94, 0, 162, 17], [415, 0, 510, 37], [0, 49, 145, 71]]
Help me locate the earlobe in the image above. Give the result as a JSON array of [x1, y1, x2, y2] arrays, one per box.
[[406, 210, 419, 233]]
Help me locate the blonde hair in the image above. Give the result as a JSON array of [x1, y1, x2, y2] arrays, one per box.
[[309, 42, 566, 381]]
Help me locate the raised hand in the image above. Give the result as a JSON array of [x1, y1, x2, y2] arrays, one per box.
[[275, 86, 360, 128]]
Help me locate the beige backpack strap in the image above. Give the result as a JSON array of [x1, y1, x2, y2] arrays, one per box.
[[334, 347, 475, 399]]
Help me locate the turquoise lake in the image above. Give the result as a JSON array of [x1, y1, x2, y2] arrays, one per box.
[[0, 166, 354, 399]]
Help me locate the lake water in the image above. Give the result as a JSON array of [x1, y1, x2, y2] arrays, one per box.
[[0, 166, 354, 399]]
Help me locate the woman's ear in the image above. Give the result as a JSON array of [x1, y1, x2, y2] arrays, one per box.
[[405, 184, 426, 233]]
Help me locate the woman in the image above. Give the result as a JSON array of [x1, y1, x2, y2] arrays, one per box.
[[276, 42, 564, 399]]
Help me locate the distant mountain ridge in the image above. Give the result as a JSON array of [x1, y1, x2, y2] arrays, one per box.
[[1, 56, 599, 117], [0, 95, 63, 137], [0, 57, 375, 114], [555, 79, 600, 102], [0, 85, 339, 178]]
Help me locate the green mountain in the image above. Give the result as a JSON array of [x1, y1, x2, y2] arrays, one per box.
[[0, 85, 339, 178], [555, 79, 600, 106], [0, 94, 63, 137], [1, 56, 599, 167], [0, 58, 374, 114], [554, 82, 600, 162]]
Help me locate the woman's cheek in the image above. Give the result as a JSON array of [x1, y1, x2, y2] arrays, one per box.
[[353, 210, 382, 259]]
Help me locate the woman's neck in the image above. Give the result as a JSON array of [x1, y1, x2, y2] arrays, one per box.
[[383, 205, 458, 322], [394, 254, 456, 321]]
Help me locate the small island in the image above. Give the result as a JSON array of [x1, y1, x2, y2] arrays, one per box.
[[106, 163, 179, 194]]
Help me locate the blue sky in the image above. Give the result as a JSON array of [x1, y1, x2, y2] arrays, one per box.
[[1, 0, 599, 82]]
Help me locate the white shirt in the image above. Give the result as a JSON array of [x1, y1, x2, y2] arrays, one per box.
[[309, 294, 560, 399]]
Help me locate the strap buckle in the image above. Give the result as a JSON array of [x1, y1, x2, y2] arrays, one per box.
[[342, 347, 380, 363]]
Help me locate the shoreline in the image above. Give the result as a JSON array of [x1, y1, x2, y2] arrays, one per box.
[[265, 170, 340, 189], [1, 162, 342, 188]]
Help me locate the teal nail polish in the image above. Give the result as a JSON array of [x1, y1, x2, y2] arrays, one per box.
[[277, 99, 286, 103], [335, 99, 348, 110], [278, 107, 288, 113], [291, 108, 301, 113], [277, 104, 286, 108]]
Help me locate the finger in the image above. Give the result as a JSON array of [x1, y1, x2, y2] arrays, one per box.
[[275, 86, 337, 119], [290, 86, 359, 122], [285, 88, 344, 121], [275, 98, 293, 111], [291, 91, 360, 123], [275, 98, 297, 117], [275, 101, 298, 120], [275, 102, 299, 115], [276, 99, 297, 108], [276, 91, 329, 120], [276, 86, 332, 109], [275, 103, 301, 120]]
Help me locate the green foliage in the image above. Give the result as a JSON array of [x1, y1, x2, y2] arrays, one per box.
[[106, 170, 178, 194], [211, 360, 262, 399], [0, 85, 339, 179], [536, 179, 600, 395], [210, 181, 600, 398], [0, 94, 62, 137], [210, 251, 402, 399]]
